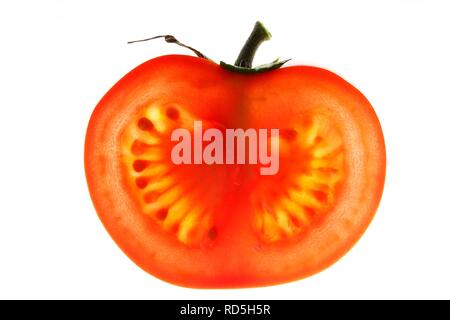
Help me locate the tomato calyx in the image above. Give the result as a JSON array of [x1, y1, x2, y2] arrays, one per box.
[[220, 21, 290, 73], [128, 21, 290, 73]]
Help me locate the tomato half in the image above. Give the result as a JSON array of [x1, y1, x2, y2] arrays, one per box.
[[85, 23, 385, 288]]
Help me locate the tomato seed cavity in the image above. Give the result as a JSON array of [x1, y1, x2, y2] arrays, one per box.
[[137, 118, 154, 131], [312, 190, 328, 203], [207, 227, 218, 240], [144, 192, 160, 203], [280, 128, 298, 141], [135, 177, 149, 189], [166, 107, 180, 120], [133, 160, 149, 172], [156, 208, 168, 220]]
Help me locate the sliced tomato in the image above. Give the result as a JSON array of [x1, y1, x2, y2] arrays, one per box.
[[85, 55, 385, 288]]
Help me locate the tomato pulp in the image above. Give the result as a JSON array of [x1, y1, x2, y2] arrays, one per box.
[[85, 22, 385, 288]]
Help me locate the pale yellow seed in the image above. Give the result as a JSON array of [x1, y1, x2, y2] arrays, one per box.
[[274, 208, 296, 236], [146, 175, 176, 192], [312, 138, 342, 158], [146, 107, 168, 133], [142, 149, 165, 162], [289, 189, 322, 209], [156, 185, 184, 208], [262, 212, 281, 242], [280, 197, 310, 225], [303, 119, 319, 147], [308, 170, 341, 185], [162, 197, 192, 230], [145, 163, 171, 177], [296, 175, 327, 192], [177, 207, 203, 243]]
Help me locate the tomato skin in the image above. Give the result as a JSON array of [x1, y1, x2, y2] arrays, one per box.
[[85, 55, 385, 288]]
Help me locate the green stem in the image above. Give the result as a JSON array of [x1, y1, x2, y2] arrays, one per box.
[[234, 21, 272, 68]]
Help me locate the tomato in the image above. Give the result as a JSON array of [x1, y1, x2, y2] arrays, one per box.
[[85, 22, 385, 288]]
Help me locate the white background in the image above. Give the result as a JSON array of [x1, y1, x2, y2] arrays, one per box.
[[1, 0, 449, 299]]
